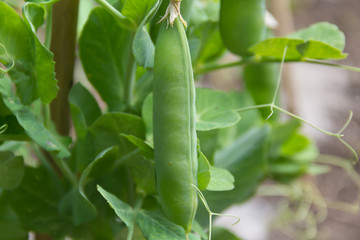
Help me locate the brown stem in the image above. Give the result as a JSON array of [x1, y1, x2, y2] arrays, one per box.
[[50, 0, 80, 135]]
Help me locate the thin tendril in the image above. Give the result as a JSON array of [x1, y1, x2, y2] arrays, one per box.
[[271, 45, 288, 105], [191, 184, 240, 240]]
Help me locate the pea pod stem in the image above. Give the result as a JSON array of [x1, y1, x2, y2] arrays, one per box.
[[158, 0, 187, 28]]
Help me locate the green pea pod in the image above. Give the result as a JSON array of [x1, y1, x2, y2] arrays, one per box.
[[220, 0, 266, 57], [153, 17, 198, 234], [243, 62, 280, 121]]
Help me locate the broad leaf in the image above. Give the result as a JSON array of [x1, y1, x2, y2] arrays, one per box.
[[0, 2, 37, 103], [97, 185, 135, 228], [0, 44, 15, 77], [122, 0, 157, 25], [33, 38, 58, 104], [79, 7, 133, 111], [0, 100, 28, 141], [22, 2, 46, 32], [58, 187, 97, 226], [212, 227, 243, 240], [289, 22, 345, 50], [0, 78, 70, 158], [204, 125, 270, 213], [80, 146, 120, 187], [132, 0, 163, 68], [206, 166, 234, 191], [189, 21, 225, 66], [197, 151, 211, 190], [3, 166, 72, 237], [142, 89, 241, 135], [0, 196, 27, 240], [250, 22, 348, 61], [69, 83, 101, 139], [121, 134, 154, 160], [0, 152, 24, 190], [0, 2, 58, 104], [132, 70, 153, 113], [88, 112, 146, 156], [133, 26, 155, 68], [136, 210, 187, 240], [196, 88, 241, 131]]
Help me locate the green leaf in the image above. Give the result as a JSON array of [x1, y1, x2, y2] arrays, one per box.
[[0, 44, 15, 77], [268, 123, 319, 183], [0, 152, 24, 190], [288, 22, 345, 50], [191, 220, 207, 240], [23, 1, 60, 104], [3, 166, 72, 237], [188, 233, 201, 240], [142, 89, 241, 136], [122, 0, 157, 25], [0, 1, 37, 103], [212, 227, 243, 240], [120, 134, 154, 160], [33, 38, 58, 104], [250, 23, 348, 61], [189, 21, 225, 66], [88, 112, 146, 156], [204, 125, 270, 212], [206, 166, 234, 191], [132, 0, 163, 69], [97, 185, 135, 228], [0, 196, 28, 240], [0, 78, 70, 158], [58, 186, 97, 226], [127, 154, 157, 195], [0, 110, 28, 142], [197, 151, 211, 190], [79, 146, 119, 193], [22, 2, 46, 32], [79, 7, 133, 111], [119, 135, 156, 195], [196, 88, 241, 131], [0, 1, 58, 104], [132, 70, 153, 113], [268, 120, 301, 159], [133, 26, 155, 68], [136, 210, 187, 240], [69, 83, 101, 139], [26, 0, 59, 4]]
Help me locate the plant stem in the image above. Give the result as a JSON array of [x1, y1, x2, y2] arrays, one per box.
[[44, 5, 53, 49], [124, 33, 137, 110], [195, 57, 360, 76], [50, 0, 80, 135]]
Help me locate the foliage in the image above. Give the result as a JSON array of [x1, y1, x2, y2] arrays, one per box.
[[0, 0, 358, 239]]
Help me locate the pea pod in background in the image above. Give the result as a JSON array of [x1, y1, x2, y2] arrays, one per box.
[[243, 62, 280, 121], [219, 0, 266, 57], [153, 16, 197, 234]]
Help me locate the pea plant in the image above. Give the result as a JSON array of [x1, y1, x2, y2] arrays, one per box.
[[0, 0, 359, 239]]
